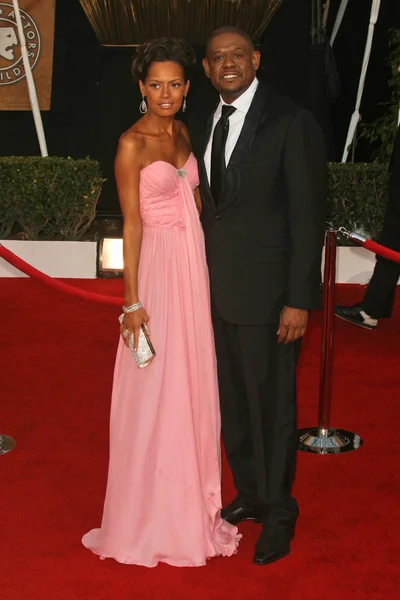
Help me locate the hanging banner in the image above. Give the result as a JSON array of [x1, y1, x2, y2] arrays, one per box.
[[0, 0, 55, 110]]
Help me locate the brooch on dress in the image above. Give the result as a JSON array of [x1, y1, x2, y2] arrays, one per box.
[[177, 168, 187, 178]]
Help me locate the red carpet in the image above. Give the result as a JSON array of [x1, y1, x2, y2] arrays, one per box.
[[1, 279, 399, 600]]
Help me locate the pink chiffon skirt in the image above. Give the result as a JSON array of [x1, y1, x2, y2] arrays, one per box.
[[82, 155, 240, 567]]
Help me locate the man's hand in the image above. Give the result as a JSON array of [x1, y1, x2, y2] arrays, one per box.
[[277, 307, 308, 344]]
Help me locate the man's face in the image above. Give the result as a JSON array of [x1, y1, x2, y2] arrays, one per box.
[[202, 32, 260, 102], [0, 27, 18, 61]]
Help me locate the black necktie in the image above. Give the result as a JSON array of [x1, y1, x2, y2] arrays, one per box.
[[210, 105, 237, 206]]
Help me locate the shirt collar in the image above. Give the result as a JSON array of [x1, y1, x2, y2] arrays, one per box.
[[219, 77, 259, 115]]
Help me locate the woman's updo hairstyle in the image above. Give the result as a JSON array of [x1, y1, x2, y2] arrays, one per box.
[[132, 37, 196, 83]]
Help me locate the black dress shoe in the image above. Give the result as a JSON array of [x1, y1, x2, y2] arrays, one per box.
[[221, 501, 261, 525], [253, 526, 294, 566], [253, 543, 290, 565], [334, 303, 378, 329]]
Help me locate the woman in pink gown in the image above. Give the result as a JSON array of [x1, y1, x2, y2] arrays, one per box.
[[82, 38, 240, 567]]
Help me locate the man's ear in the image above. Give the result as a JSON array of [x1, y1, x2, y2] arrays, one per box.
[[252, 50, 261, 71], [202, 57, 210, 79]]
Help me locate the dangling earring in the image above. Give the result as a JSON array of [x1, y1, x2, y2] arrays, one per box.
[[139, 95, 147, 114], [182, 95, 187, 113]]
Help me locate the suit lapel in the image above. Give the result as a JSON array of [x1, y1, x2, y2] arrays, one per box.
[[221, 84, 269, 210], [199, 84, 269, 211], [199, 111, 215, 208], [202, 112, 214, 157], [228, 84, 268, 169]]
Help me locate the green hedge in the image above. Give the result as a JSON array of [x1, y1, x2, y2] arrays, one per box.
[[0, 158, 389, 243], [0, 157, 104, 240], [327, 162, 389, 243]]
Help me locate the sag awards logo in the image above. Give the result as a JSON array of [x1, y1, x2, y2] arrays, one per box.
[[0, 2, 40, 85]]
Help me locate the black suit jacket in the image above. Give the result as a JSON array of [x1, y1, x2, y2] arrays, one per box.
[[198, 83, 327, 325]]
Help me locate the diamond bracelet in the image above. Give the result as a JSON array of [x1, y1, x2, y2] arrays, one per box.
[[123, 302, 143, 313]]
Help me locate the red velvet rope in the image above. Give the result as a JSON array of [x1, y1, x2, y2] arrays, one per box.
[[2, 231, 400, 308], [0, 244, 124, 306], [361, 238, 400, 264]]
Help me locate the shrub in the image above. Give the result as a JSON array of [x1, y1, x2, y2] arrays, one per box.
[[358, 28, 400, 163], [0, 156, 104, 241], [0, 158, 389, 245], [327, 162, 389, 244]]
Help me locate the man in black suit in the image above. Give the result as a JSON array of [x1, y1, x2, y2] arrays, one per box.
[[199, 27, 327, 565], [335, 125, 400, 329]]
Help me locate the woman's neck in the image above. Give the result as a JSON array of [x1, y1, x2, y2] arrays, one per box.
[[142, 112, 175, 135]]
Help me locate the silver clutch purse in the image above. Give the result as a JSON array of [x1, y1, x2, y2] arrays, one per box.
[[119, 315, 156, 368]]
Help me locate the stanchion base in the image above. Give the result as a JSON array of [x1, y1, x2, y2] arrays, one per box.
[[298, 428, 363, 454], [0, 434, 16, 456]]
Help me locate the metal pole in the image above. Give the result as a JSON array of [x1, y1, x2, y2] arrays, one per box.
[[12, 0, 48, 156], [318, 229, 336, 432], [330, 0, 350, 46], [310, 0, 324, 44], [298, 230, 364, 454], [341, 0, 382, 163], [316, 0, 323, 43]]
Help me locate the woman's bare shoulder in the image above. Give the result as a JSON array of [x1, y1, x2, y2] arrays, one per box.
[[118, 126, 145, 155]]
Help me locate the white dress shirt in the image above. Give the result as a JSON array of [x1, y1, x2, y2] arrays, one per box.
[[204, 77, 259, 184]]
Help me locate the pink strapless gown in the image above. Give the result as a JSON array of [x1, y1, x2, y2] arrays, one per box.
[[82, 154, 240, 567]]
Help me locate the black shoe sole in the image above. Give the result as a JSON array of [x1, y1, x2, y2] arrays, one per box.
[[253, 549, 290, 566], [334, 313, 377, 330], [223, 515, 263, 525]]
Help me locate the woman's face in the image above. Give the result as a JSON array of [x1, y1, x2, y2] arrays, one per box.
[[139, 60, 189, 117]]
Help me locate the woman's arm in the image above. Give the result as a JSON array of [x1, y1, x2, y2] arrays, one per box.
[[114, 133, 149, 349], [194, 187, 202, 214]]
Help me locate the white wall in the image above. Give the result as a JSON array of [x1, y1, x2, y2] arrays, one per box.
[[0, 241, 97, 278], [0, 240, 398, 283]]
